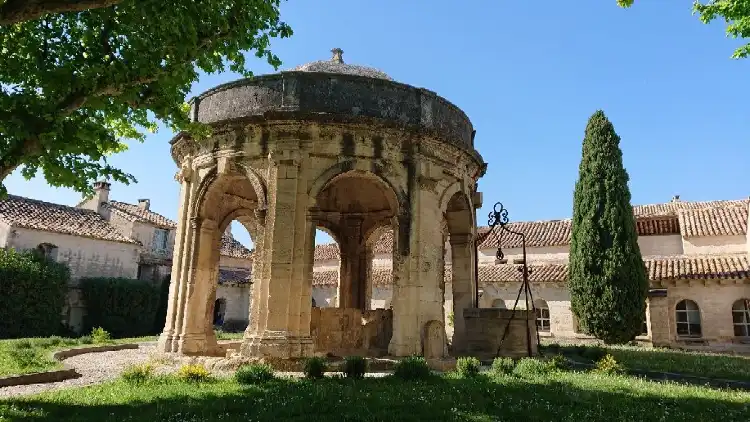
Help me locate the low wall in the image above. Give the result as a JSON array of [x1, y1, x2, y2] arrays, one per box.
[[310, 308, 393, 357], [463, 307, 538, 360]]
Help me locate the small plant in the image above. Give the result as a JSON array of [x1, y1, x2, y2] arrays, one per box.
[[548, 354, 571, 371], [176, 363, 212, 382], [393, 356, 431, 381], [594, 354, 625, 375], [343, 356, 367, 379], [490, 357, 515, 376], [582, 345, 608, 362], [8, 349, 46, 370], [303, 356, 327, 379], [121, 363, 154, 384], [90, 327, 111, 344], [456, 356, 481, 378], [11, 339, 33, 350], [37, 336, 63, 348], [78, 335, 93, 345], [512, 358, 555, 377], [235, 363, 275, 385]]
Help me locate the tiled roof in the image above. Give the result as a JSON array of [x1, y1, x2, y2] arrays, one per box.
[[677, 206, 749, 238], [107, 201, 177, 229], [218, 268, 252, 285], [636, 217, 681, 236], [221, 235, 254, 259], [314, 243, 340, 261], [478, 219, 573, 249], [310, 255, 750, 286], [633, 199, 749, 218], [0, 195, 139, 245]]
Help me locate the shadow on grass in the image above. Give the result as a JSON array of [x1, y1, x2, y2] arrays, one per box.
[[1, 373, 749, 422]]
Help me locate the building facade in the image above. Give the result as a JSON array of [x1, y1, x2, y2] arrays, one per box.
[[309, 197, 750, 352], [0, 182, 254, 332]]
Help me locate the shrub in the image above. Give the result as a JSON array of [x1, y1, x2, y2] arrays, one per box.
[[512, 358, 555, 377], [90, 327, 111, 344], [456, 357, 481, 378], [594, 354, 625, 375], [393, 356, 431, 381], [235, 363, 275, 385], [490, 357, 515, 376], [0, 249, 69, 339], [545, 343, 561, 355], [36, 336, 63, 348], [11, 339, 33, 350], [121, 363, 154, 384], [8, 349, 49, 370], [343, 356, 367, 379], [78, 335, 93, 345], [152, 277, 171, 333], [80, 277, 161, 338], [303, 356, 327, 379], [581, 345, 608, 362], [221, 319, 248, 333], [549, 354, 572, 371], [176, 364, 212, 382]]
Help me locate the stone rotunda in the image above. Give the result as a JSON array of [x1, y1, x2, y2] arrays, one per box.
[[159, 48, 487, 359]]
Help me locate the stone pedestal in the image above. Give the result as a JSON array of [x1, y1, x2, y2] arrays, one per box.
[[463, 307, 538, 360]]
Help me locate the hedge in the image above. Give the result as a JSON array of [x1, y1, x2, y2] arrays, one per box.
[[152, 276, 171, 333], [0, 248, 69, 339], [80, 277, 161, 338]]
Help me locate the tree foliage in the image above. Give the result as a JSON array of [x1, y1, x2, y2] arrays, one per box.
[[0, 0, 292, 196], [618, 0, 750, 59], [568, 110, 648, 345]]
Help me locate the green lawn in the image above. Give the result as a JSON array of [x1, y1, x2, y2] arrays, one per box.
[[1, 370, 748, 421], [549, 344, 750, 382]]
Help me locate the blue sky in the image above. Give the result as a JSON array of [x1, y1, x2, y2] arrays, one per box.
[[5, 0, 748, 248]]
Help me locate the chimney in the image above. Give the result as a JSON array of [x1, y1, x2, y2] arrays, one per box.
[[671, 195, 680, 202], [138, 199, 150, 210], [81, 181, 111, 216]]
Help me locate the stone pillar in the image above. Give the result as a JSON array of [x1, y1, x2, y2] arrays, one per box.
[[241, 150, 313, 358], [158, 167, 199, 353], [647, 291, 670, 347], [338, 216, 366, 309], [389, 175, 445, 357], [449, 232, 476, 354], [245, 209, 266, 336]]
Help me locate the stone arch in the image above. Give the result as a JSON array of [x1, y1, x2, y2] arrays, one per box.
[[308, 161, 401, 213], [236, 162, 268, 210]]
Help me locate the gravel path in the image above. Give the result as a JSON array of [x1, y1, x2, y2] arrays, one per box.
[[0, 343, 156, 399]]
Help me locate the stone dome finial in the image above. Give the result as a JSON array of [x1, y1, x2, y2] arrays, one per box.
[[331, 48, 344, 64]]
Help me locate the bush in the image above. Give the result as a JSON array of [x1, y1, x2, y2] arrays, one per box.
[[78, 335, 93, 345], [152, 277, 171, 333], [512, 358, 555, 377], [549, 354, 572, 371], [235, 363, 275, 385], [490, 357, 515, 376], [393, 356, 431, 381], [456, 357, 481, 378], [594, 354, 625, 375], [8, 349, 50, 370], [121, 363, 154, 384], [176, 364, 212, 382], [303, 356, 327, 379], [0, 249, 69, 339], [221, 319, 248, 333], [90, 327, 111, 344], [80, 277, 161, 338], [343, 356, 367, 379], [544, 343, 561, 355]]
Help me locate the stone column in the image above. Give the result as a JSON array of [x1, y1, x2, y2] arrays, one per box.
[[449, 232, 476, 354], [158, 167, 198, 353], [241, 149, 313, 358], [338, 216, 366, 309], [388, 175, 445, 357], [245, 209, 267, 335]]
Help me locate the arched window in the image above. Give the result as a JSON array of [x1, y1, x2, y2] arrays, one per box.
[[732, 299, 750, 337], [491, 299, 506, 309], [535, 300, 550, 332], [675, 300, 701, 337]]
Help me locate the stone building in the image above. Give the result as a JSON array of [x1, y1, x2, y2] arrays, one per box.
[[309, 196, 750, 352], [0, 183, 254, 331]]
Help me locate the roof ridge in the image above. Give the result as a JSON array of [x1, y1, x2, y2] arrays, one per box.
[[5, 194, 100, 215]]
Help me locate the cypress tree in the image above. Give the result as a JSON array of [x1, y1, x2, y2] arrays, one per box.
[[568, 110, 649, 344]]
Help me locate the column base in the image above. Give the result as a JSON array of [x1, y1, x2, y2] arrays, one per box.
[[157, 332, 175, 353], [239, 331, 314, 359], [388, 338, 420, 357]]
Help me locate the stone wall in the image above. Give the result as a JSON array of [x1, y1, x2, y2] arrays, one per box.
[[310, 307, 392, 357], [463, 308, 538, 359]]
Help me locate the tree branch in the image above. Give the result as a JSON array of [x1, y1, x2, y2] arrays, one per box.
[[0, 0, 122, 26]]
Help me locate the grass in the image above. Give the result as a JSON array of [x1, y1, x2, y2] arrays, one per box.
[[1, 370, 749, 421], [548, 344, 750, 382]]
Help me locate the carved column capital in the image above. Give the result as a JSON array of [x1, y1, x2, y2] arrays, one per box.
[[417, 175, 440, 194], [174, 164, 195, 183], [189, 216, 202, 230], [254, 209, 267, 221]]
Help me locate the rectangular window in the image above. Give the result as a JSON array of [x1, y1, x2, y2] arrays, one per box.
[[152, 229, 169, 252]]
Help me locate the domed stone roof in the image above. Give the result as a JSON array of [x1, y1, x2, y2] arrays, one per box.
[[291, 48, 393, 81]]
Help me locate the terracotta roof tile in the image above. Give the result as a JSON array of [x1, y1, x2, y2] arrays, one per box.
[[677, 206, 748, 238], [218, 268, 252, 285], [312, 270, 338, 286], [0, 195, 139, 245], [478, 220, 572, 249], [479, 263, 568, 283], [645, 255, 750, 281], [636, 217, 681, 236], [107, 201, 177, 229], [220, 235, 253, 259], [314, 243, 340, 261], [633, 199, 749, 218]]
